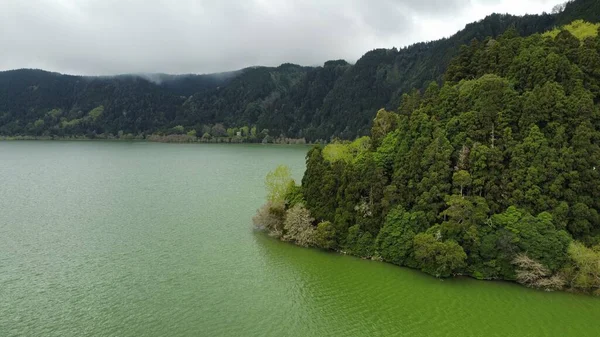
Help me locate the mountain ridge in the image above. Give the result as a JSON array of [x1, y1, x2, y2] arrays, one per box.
[[1, 0, 598, 141]]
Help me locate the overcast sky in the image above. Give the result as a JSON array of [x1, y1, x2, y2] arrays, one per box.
[[0, 0, 562, 75]]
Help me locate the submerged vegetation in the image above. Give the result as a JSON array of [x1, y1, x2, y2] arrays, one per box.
[[254, 21, 600, 294]]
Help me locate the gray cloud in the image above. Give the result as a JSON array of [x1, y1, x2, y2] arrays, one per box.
[[0, 0, 560, 75]]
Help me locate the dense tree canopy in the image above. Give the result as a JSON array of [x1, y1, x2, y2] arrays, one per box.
[[257, 18, 600, 294]]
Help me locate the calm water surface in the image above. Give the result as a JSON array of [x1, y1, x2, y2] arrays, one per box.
[[1, 141, 599, 337]]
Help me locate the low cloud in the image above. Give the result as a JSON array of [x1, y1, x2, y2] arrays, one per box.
[[0, 0, 561, 75]]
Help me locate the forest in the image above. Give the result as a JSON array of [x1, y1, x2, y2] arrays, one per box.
[[1, 0, 598, 142], [254, 19, 600, 294]]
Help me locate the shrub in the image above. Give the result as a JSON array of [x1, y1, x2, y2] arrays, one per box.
[[314, 221, 336, 250], [266, 165, 294, 203], [563, 241, 600, 291], [253, 201, 286, 238], [283, 204, 315, 247], [512, 253, 565, 291], [413, 233, 467, 277]]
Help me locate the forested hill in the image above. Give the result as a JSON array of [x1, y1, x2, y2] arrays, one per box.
[[1, 0, 598, 141], [255, 19, 600, 293]]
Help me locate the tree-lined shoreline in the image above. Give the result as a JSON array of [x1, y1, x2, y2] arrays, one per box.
[[254, 20, 600, 295]]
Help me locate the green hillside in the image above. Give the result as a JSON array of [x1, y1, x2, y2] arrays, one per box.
[[256, 21, 600, 293], [1, 0, 599, 142]]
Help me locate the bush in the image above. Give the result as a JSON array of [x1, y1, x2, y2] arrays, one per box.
[[413, 233, 467, 277], [314, 221, 336, 249], [283, 204, 315, 247], [266, 165, 294, 203], [512, 254, 565, 291], [284, 181, 304, 207], [513, 254, 550, 285], [492, 207, 571, 272], [253, 201, 285, 238], [563, 241, 600, 291]]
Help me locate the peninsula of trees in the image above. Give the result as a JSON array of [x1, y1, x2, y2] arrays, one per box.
[[254, 20, 600, 294], [1, 0, 598, 142]]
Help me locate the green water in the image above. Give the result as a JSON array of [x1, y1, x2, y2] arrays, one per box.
[[1, 141, 599, 337]]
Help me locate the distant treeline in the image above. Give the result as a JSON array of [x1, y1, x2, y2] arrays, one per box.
[[1, 0, 598, 142]]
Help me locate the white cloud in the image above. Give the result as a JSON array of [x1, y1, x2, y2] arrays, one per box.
[[0, 0, 563, 75]]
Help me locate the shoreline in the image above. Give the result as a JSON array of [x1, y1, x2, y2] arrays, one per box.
[[264, 232, 599, 297], [0, 135, 316, 145]]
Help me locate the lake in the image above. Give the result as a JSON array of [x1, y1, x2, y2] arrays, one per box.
[[1, 141, 599, 337]]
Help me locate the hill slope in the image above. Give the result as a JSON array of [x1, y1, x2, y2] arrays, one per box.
[[0, 0, 598, 141], [256, 20, 600, 293]]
